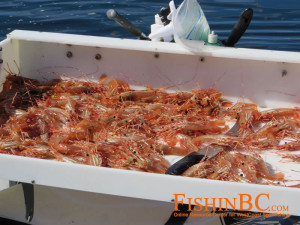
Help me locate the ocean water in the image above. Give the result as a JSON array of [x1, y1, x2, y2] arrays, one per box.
[[0, 0, 299, 51]]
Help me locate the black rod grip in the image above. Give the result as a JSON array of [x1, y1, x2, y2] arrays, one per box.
[[165, 152, 206, 175], [223, 8, 253, 47], [106, 9, 149, 40]]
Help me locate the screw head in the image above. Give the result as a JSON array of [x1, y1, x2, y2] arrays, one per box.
[[95, 53, 102, 60], [282, 70, 287, 77], [66, 51, 73, 58]]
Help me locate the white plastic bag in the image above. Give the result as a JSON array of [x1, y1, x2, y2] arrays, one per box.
[[173, 0, 210, 44]]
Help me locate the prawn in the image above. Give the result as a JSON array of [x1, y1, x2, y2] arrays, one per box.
[[225, 102, 257, 119], [237, 108, 260, 137], [0, 73, 299, 187], [245, 121, 292, 148], [158, 120, 229, 136], [260, 108, 299, 121], [277, 141, 300, 151], [182, 151, 284, 184], [119, 90, 157, 102], [192, 134, 242, 148]]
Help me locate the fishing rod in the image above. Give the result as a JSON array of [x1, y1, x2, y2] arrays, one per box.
[[106, 9, 150, 40], [223, 8, 253, 47]]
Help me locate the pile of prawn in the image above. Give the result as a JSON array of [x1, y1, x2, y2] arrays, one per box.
[[0, 73, 299, 186]]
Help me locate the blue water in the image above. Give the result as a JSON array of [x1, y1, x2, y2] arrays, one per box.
[[0, 0, 300, 51]]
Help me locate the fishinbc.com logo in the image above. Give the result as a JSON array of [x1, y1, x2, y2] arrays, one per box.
[[173, 193, 290, 218]]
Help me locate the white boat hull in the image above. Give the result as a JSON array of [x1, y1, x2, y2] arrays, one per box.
[[0, 30, 299, 224]]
